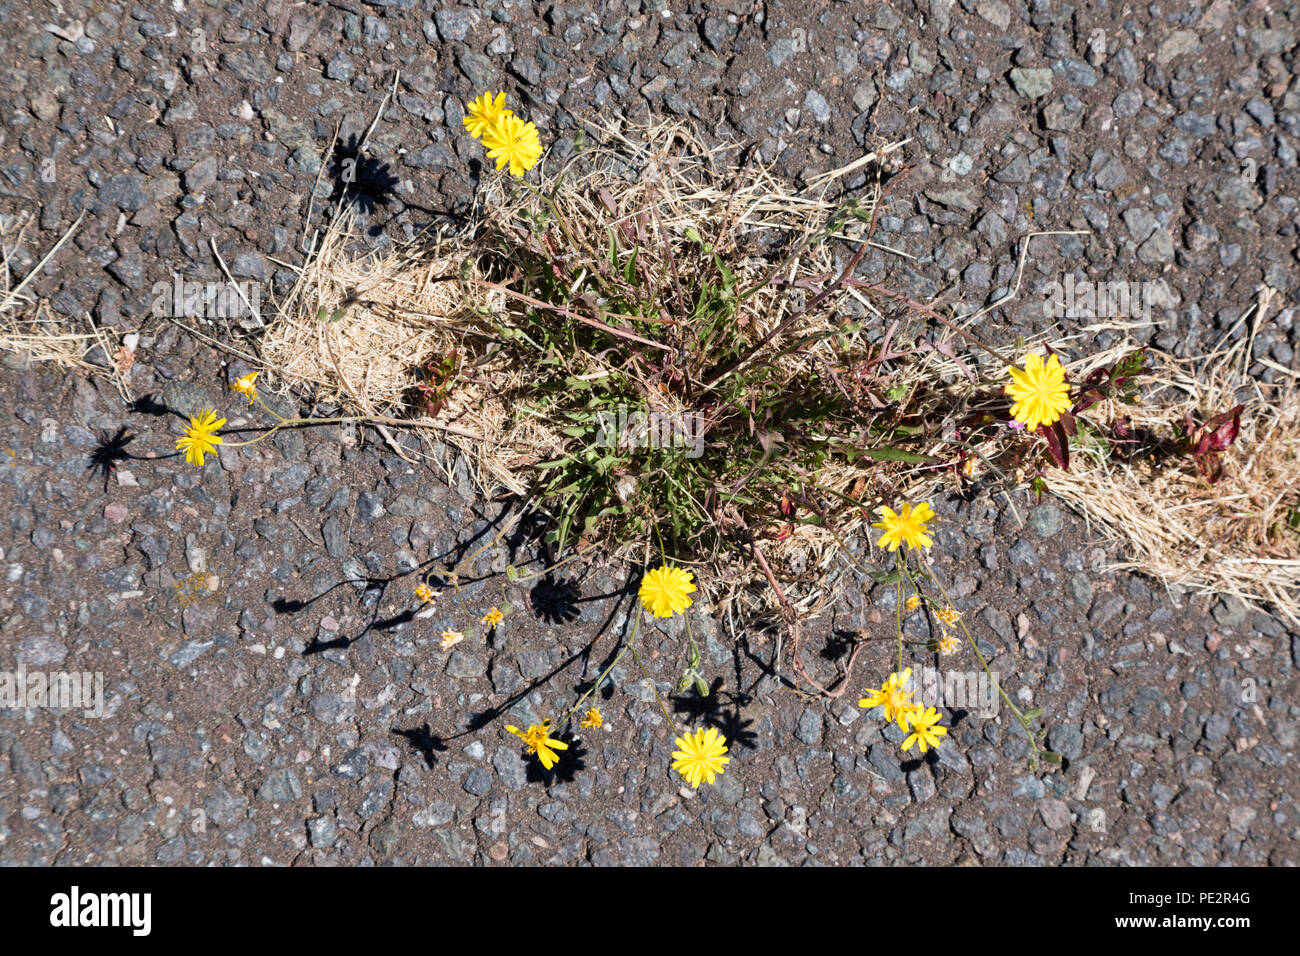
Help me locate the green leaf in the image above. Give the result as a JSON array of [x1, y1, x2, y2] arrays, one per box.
[[694, 676, 710, 697], [859, 447, 933, 464], [713, 255, 735, 292], [1041, 751, 1063, 763], [548, 478, 586, 496], [556, 511, 574, 555]]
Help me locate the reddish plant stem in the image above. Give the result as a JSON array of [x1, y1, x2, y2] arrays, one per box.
[[752, 542, 864, 699], [846, 279, 1013, 368], [702, 173, 900, 391], [471, 278, 674, 353]]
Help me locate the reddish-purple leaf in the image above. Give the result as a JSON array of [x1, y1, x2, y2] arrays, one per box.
[[1040, 420, 1069, 470], [934, 338, 977, 383], [1185, 404, 1244, 483], [1206, 404, 1244, 453]]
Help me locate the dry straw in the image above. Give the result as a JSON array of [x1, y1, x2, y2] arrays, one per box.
[[2, 121, 1295, 626], [262, 122, 1299, 624], [262, 121, 912, 521], [1050, 295, 1300, 626], [0, 213, 100, 370]]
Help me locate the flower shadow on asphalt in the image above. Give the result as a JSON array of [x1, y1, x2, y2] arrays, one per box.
[[521, 730, 587, 785], [449, 590, 637, 779], [390, 723, 448, 770], [327, 133, 400, 219], [129, 393, 172, 418], [820, 624, 862, 665], [461, 589, 635, 730], [529, 572, 582, 624], [670, 679, 759, 754], [87, 426, 137, 492]]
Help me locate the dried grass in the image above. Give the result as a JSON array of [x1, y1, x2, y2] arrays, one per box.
[[256, 123, 1300, 624], [0, 213, 100, 371], [1051, 295, 1300, 626], [0, 308, 98, 369], [262, 121, 905, 508]]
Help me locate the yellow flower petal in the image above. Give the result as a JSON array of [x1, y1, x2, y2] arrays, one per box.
[[639, 565, 696, 618], [482, 113, 543, 177], [174, 409, 226, 467], [1005, 352, 1071, 432], [671, 727, 731, 789], [463, 91, 512, 140], [872, 501, 935, 551]]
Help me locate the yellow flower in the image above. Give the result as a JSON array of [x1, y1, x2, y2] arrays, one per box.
[[415, 583, 434, 603], [174, 409, 226, 467], [507, 720, 568, 770], [1005, 352, 1071, 431], [859, 668, 916, 730], [935, 632, 960, 656], [639, 565, 696, 618], [229, 372, 258, 404], [463, 91, 512, 140], [935, 606, 961, 627], [481, 607, 504, 628], [904, 594, 921, 612], [482, 113, 543, 177], [873, 502, 935, 551], [439, 629, 464, 650], [901, 705, 948, 753], [579, 706, 603, 730], [671, 726, 730, 788]]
